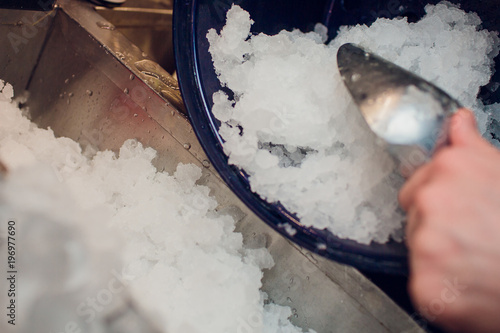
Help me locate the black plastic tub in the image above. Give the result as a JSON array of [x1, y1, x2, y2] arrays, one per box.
[[173, 0, 499, 274]]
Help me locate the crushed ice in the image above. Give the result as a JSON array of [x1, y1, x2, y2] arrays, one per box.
[[0, 80, 313, 333], [207, 2, 500, 244]]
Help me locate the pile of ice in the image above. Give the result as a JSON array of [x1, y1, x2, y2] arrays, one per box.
[[207, 2, 500, 244], [0, 80, 312, 333]]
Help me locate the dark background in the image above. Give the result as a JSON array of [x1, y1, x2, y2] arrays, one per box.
[[0, 0, 55, 10]]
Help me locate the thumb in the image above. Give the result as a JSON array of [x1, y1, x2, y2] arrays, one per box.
[[449, 108, 484, 147]]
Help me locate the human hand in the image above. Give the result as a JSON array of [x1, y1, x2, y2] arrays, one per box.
[[399, 109, 500, 333]]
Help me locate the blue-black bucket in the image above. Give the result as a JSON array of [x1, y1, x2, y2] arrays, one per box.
[[173, 0, 500, 274]]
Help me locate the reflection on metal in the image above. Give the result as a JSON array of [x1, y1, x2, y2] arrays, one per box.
[[134, 59, 184, 111], [338, 43, 461, 174], [95, 5, 172, 15], [0, 7, 57, 93], [95, 0, 174, 73], [0, 1, 423, 332]]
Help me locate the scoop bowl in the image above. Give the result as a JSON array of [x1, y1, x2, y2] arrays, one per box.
[[337, 43, 462, 175]]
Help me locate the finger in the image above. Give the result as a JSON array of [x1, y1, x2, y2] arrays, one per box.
[[398, 161, 434, 211], [449, 108, 484, 148], [405, 206, 420, 246]]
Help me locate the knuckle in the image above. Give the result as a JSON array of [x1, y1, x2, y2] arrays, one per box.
[[412, 186, 436, 215], [432, 148, 470, 177], [432, 150, 455, 172]]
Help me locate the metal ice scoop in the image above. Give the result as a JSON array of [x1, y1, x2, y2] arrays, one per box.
[[337, 43, 461, 175]]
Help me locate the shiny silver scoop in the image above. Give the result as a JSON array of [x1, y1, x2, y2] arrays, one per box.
[[337, 43, 461, 175]]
